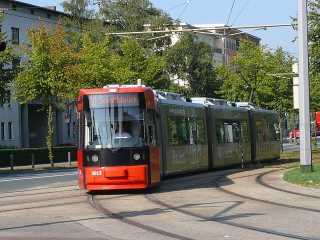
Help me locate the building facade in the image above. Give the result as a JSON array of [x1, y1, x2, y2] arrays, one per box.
[[171, 23, 261, 65], [170, 23, 261, 87], [0, 0, 77, 148]]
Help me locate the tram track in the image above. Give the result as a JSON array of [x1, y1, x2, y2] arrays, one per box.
[[145, 193, 318, 240], [0, 191, 86, 208], [88, 194, 197, 240], [0, 183, 77, 196], [255, 170, 320, 199], [216, 172, 320, 214], [143, 169, 320, 240]]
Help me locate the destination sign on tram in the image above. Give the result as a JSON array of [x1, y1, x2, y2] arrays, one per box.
[[88, 94, 140, 108]]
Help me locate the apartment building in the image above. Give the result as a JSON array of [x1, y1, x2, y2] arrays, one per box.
[[171, 23, 260, 65], [0, 0, 77, 148]]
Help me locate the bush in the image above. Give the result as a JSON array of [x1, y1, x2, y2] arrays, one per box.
[[0, 146, 77, 168]]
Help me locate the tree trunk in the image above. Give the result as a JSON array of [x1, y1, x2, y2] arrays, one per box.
[[46, 103, 54, 167]]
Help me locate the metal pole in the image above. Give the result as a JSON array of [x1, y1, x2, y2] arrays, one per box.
[[67, 152, 71, 167], [298, 0, 312, 172], [10, 154, 14, 171], [31, 153, 35, 169]]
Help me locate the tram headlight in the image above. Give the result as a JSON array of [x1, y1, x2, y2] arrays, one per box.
[[92, 154, 99, 163], [133, 153, 141, 161]]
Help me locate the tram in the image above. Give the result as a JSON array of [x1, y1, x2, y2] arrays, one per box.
[[76, 85, 280, 191]]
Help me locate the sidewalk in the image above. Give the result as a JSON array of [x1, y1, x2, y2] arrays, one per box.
[[0, 161, 77, 175]]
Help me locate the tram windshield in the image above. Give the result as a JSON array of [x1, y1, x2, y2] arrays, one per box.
[[84, 93, 146, 149]]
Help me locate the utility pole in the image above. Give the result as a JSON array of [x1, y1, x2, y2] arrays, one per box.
[[298, 0, 312, 172]]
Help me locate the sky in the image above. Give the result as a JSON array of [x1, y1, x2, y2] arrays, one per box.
[[21, 0, 298, 56]]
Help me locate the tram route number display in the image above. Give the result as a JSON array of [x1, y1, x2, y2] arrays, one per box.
[[88, 94, 140, 108]]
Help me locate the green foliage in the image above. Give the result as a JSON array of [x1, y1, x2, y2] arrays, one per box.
[[117, 38, 170, 88], [217, 40, 293, 114], [284, 164, 320, 187], [165, 33, 220, 97], [101, 0, 171, 32], [62, 0, 95, 20], [15, 24, 78, 103], [308, 0, 320, 110], [0, 18, 18, 102], [14, 24, 78, 162], [101, 0, 174, 51]]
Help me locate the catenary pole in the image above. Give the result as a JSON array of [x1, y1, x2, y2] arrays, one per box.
[[298, 0, 312, 172]]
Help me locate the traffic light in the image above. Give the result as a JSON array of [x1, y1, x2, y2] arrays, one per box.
[[0, 41, 6, 52]]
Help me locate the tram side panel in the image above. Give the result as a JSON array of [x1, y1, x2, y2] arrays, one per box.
[[159, 101, 209, 176], [208, 106, 252, 168], [250, 110, 281, 162]]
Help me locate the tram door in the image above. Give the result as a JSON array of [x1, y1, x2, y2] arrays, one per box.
[[145, 110, 160, 185]]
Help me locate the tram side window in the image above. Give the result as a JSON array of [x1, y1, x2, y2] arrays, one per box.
[[216, 121, 241, 144], [196, 119, 207, 144], [167, 116, 188, 145], [167, 116, 206, 145], [216, 122, 225, 144], [189, 118, 207, 145], [232, 122, 241, 143], [269, 121, 280, 141], [256, 120, 268, 142], [241, 121, 250, 143], [224, 123, 234, 143]]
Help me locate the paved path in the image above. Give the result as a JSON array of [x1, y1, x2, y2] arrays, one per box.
[[0, 166, 319, 239], [0, 169, 77, 193]]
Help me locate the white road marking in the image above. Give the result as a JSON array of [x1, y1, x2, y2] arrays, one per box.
[[0, 172, 77, 183]]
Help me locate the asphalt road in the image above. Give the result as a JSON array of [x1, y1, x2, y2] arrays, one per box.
[[0, 167, 320, 240], [0, 168, 77, 193], [283, 141, 320, 152]]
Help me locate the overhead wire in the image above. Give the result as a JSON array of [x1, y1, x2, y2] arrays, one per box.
[[231, 0, 251, 26], [176, 0, 191, 22], [166, 1, 189, 12], [226, 0, 237, 26]]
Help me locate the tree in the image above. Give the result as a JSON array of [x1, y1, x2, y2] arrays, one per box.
[[0, 16, 18, 105], [307, 0, 320, 110], [68, 35, 170, 91], [62, 0, 95, 20], [262, 48, 293, 115], [217, 40, 293, 114], [117, 38, 170, 88], [101, 0, 174, 51], [217, 40, 268, 104], [101, 0, 170, 31], [14, 24, 78, 165], [165, 33, 220, 97]]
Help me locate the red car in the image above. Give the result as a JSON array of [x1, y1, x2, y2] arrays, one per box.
[[289, 128, 300, 139]]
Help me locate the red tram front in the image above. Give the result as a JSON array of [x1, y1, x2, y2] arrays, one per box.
[[77, 85, 160, 191]]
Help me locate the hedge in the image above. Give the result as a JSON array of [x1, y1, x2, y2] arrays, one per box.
[[0, 146, 77, 168]]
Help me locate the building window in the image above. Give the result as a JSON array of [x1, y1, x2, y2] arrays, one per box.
[[11, 28, 19, 45], [47, 13, 51, 19], [0, 90, 11, 108], [214, 48, 223, 54], [5, 90, 11, 108], [12, 4, 17, 11], [8, 122, 12, 140], [30, 9, 35, 15], [1, 122, 4, 140]]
